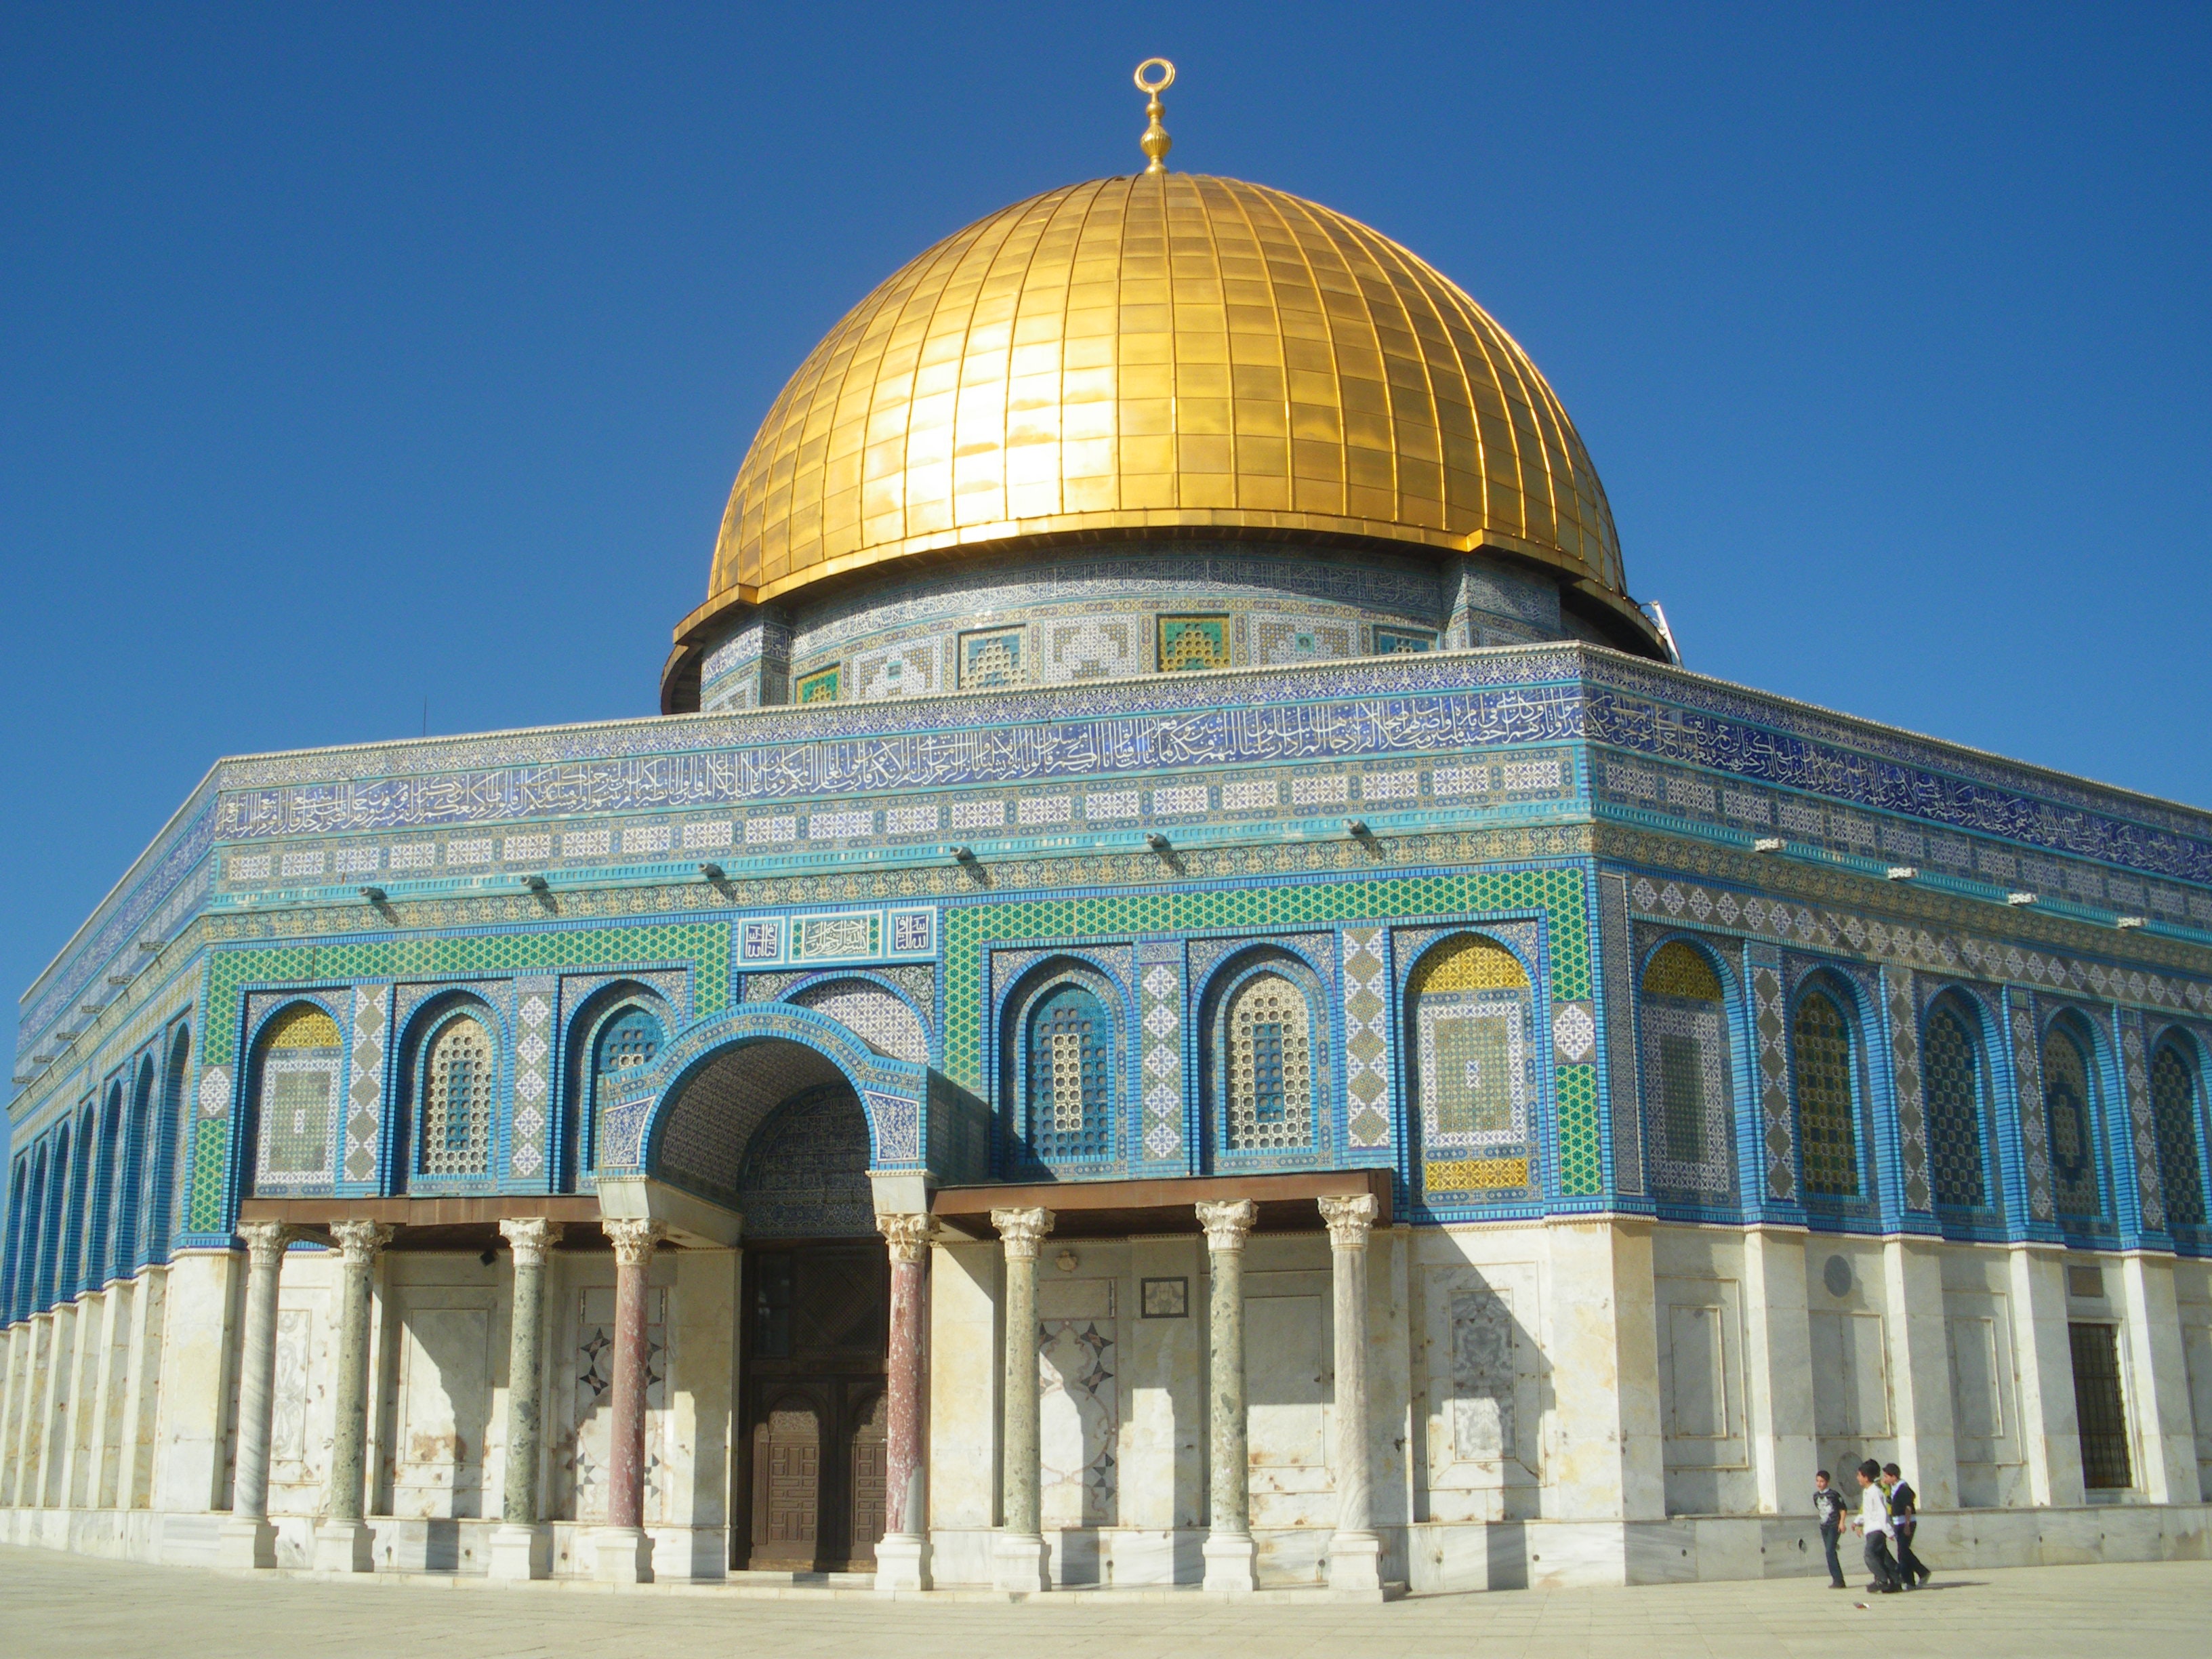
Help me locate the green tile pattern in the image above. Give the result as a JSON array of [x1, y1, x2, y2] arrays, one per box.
[[1555, 1063, 1601, 1196], [184, 922, 729, 1231], [942, 865, 1593, 1183]]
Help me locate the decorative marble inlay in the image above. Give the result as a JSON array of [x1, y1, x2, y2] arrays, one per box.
[[1750, 956, 1797, 1203], [1340, 927, 1391, 1151], [1883, 966, 1931, 1212], [1136, 942, 1185, 1163]]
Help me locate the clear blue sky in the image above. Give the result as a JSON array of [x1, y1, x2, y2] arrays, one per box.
[[3, 1, 2209, 1070]]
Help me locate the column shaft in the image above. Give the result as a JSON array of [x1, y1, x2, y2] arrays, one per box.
[[1197, 1199, 1257, 1593], [594, 1217, 665, 1583], [314, 1219, 394, 1572], [607, 1248, 649, 1528], [218, 1223, 295, 1568], [874, 1212, 933, 1595], [989, 1206, 1052, 1593], [488, 1218, 562, 1580], [1319, 1193, 1382, 1595]]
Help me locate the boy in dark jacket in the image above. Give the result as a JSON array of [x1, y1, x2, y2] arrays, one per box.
[[1882, 1462, 1931, 1587], [1814, 1470, 1848, 1588]]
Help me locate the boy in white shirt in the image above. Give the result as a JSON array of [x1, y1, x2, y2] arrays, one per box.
[[1850, 1458, 1902, 1593]]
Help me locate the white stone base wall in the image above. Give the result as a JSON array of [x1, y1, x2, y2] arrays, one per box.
[[3, 1222, 2209, 1596]]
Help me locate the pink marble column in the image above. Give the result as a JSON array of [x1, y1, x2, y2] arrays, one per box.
[[874, 1212, 933, 1594], [596, 1217, 665, 1583]]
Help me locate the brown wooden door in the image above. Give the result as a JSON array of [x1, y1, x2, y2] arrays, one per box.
[[750, 1398, 822, 1568], [741, 1244, 888, 1572], [849, 1391, 887, 1559]]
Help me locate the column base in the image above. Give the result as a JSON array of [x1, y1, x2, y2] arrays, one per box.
[[311, 1519, 375, 1574], [487, 1522, 552, 1581], [215, 1517, 280, 1571], [1326, 1530, 1385, 1599], [873, 1531, 930, 1595], [1202, 1530, 1256, 1593], [594, 1525, 655, 1584], [990, 1530, 1050, 1594]]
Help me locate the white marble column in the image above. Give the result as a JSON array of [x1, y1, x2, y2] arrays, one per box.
[[2007, 1244, 2086, 1506], [0, 1324, 24, 1507], [1197, 1199, 1257, 1593], [314, 1219, 395, 1572], [489, 1218, 562, 1580], [874, 1211, 934, 1595], [2117, 1252, 2204, 1503], [37, 1303, 75, 1507], [1739, 1225, 1816, 1514], [1883, 1235, 1959, 1509], [990, 1206, 1052, 1593], [1319, 1194, 1382, 1596], [218, 1222, 297, 1568]]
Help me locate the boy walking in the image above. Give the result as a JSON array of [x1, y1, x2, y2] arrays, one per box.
[[1814, 1470, 1848, 1588], [1851, 1459, 1902, 1593], [1882, 1462, 1931, 1587]]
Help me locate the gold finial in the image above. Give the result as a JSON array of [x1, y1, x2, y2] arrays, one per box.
[[1134, 58, 1174, 175]]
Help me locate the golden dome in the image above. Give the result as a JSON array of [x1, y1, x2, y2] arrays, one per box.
[[682, 173, 1647, 649]]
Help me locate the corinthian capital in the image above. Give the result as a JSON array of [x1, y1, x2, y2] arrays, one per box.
[[498, 1216, 565, 1268], [237, 1218, 300, 1266], [601, 1217, 668, 1268], [1195, 1199, 1258, 1254], [327, 1218, 397, 1267], [1318, 1192, 1379, 1251], [989, 1206, 1054, 1260], [878, 1212, 936, 1265]]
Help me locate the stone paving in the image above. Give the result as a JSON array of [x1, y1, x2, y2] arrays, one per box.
[[0, 1546, 2203, 1658]]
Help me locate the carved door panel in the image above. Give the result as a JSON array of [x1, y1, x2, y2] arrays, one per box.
[[750, 1397, 822, 1568], [741, 1244, 888, 1574], [848, 1390, 887, 1561]]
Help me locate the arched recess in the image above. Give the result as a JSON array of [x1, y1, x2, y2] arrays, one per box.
[[36, 1128, 68, 1311], [62, 1104, 95, 1296], [244, 1001, 346, 1194], [998, 958, 1126, 1175], [1923, 991, 1996, 1218], [1790, 974, 1868, 1202], [1405, 933, 1539, 1204], [144, 1026, 190, 1264], [394, 995, 501, 1189], [113, 1058, 157, 1279], [83, 1080, 125, 1288], [562, 982, 674, 1191], [1637, 938, 1738, 1203], [1197, 946, 1331, 1168], [2148, 1028, 2209, 1229], [606, 1003, 929, 1204], [5, 1154, 30, 1322], [2041, 1012, 2105, 1221]]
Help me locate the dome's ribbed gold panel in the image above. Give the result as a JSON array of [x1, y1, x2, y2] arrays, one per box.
[[708, 173, 1624, 613]]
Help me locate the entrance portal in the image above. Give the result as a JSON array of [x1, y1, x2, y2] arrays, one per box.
[[741, 1240, 888, 1571]]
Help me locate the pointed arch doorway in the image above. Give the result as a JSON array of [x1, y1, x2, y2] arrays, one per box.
[[649, 1036, 890, 1573]]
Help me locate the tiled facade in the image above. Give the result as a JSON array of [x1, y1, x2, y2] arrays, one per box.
[[8, 163, 2212, 1597]]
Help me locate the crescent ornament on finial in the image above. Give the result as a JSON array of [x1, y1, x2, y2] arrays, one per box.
[[1135, 58, 1174, 175]]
